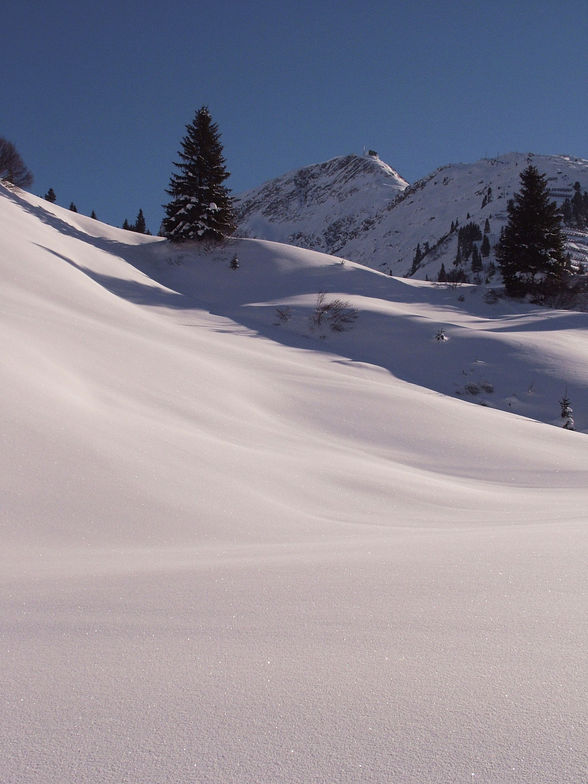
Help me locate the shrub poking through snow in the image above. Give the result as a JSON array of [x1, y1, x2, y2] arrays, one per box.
[[312, 291, 358, 332], [230, 254, 239, 270], [435, 328, 448, 342]]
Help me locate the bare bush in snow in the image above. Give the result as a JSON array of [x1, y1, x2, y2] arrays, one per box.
[[311, 291, 358, 332], [0, 137, 33, 187]]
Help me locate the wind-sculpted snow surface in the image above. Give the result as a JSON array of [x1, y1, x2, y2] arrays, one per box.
[[1, 186, 587, 783]]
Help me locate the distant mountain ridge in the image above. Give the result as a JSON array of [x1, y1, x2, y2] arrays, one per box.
[[236, 151, 588, 281]]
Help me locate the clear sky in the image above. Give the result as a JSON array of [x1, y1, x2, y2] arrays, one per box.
[[2, 0, 586, 234]]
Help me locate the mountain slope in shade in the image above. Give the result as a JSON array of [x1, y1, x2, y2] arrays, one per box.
[[236, 151, 588, 281], [1, 184, 587, 784]]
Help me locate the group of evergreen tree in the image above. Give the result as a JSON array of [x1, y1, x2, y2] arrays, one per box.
[[433, 216, 494, 284], [481, 186, 493, 209], [43, 186, 151, 233], [441, 221, 486, 283], [560, 182, 588, 228], [122, 208, 150, 234], [455, 222, 482, 265], [44, 188, 99, 220]]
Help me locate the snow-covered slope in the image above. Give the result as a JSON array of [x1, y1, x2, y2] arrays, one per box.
[[237, 151, 588, 280], [1, 184, 587, 784]]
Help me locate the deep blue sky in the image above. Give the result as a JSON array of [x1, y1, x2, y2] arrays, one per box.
[[3, 0, 587, 234]]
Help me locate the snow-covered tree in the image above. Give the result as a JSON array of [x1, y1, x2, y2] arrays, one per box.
[[560, 390, 575, 430], [163, 106, 235, 243], [496, 165, 568, 300]]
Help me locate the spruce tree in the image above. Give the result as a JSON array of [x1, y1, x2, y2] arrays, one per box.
[[411, 243, 422, 274], [481, 234, 491, 258], [471, 244, 482, 272], [496, 165, 567, 300], [69, 202, 78, 212], [572, 182, 583, 225], [163, 106, 235, 243], [133, 208, 147, 234], [44, 187, 56, 203]]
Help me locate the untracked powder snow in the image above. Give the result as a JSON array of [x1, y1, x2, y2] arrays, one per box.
[[1, 183, 587, 783]]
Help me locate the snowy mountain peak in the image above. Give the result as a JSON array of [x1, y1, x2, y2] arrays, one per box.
[[235, 152, 409, 254]]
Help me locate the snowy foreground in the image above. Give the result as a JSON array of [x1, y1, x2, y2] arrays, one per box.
[[1, 185, 587, 783]]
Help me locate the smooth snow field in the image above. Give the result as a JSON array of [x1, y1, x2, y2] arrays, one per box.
[[1, 185, 587, 783]]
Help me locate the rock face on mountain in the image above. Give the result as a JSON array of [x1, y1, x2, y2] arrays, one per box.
[[236, 152, 588, 282]]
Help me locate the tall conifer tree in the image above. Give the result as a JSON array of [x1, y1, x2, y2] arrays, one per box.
[[496, 165, 567, 300], [163, 106, 235, 242]]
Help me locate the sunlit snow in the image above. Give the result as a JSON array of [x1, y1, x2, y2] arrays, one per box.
[[1, 183, 587, 783]]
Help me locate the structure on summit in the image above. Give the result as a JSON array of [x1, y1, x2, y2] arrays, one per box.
[[162, 106, 235, 243]]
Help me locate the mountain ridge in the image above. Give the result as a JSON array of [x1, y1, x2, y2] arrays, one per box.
[[236, 151, 588, 282]]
